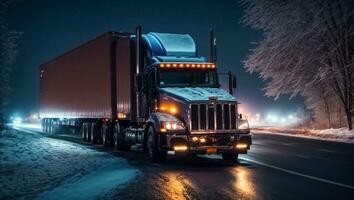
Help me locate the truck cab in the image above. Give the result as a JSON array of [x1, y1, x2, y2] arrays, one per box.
[[136, 31, 252, 162]]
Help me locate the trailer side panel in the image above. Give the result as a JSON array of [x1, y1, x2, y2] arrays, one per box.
[[116, 36, 132, 119], [39, 34, 113, 119]]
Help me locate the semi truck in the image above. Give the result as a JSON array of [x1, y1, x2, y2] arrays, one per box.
[[39, 27, 252, 162]]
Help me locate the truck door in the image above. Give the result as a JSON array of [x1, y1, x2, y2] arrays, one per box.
[[143, 68, 157, 118]]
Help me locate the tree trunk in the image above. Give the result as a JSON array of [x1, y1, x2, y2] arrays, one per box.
[[345, 110, 352, 130], [338, 107, 342, 127], [323, 97, 331, 128]]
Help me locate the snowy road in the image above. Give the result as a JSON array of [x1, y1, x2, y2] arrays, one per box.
[[1, 124, 354, 200], [0, 125, 138, 200], [103, 132, 354, 200]]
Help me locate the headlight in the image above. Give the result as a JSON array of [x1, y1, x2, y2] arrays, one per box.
[[162, 121, 185, 131], [238, 120, 249, 129]]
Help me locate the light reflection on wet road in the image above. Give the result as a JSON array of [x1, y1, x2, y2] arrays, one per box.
[[231, 167, 257, 199]]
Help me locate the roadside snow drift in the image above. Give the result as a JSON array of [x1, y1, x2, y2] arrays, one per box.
[[0, 127, 138, 200], [254, 127, 354, 143]]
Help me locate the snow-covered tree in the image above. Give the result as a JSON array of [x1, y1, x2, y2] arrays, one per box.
[[304, 83, 345, 128], [304, 83, 332, 128], [241, 0, 354, 130], [0, 0, 21, 128]]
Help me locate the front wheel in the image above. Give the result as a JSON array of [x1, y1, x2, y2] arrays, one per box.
[[146, 126, 167, 163]]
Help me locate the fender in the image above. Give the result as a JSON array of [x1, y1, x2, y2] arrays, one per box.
[[146, 112, 181, 132]]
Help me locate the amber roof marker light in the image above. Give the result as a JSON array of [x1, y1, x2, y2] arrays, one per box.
[[159, 63, 216, 69]]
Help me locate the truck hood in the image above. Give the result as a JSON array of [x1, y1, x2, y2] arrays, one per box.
[[160, 87, 236, 102]]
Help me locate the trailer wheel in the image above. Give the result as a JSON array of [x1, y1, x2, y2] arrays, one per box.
[[90, 122, 99, 144], [42, 119, 47, 133], [113, 123, 120, 150], [86, 123, 91, 142], [222, 153, 238, 162], [52, 120, 59, 134], [45, 119, 50, 133], [84, 122, 90, 142], [113, 123, 128, 150], [108, 124, 115, 147], [147, 126, 167, 163], [101, 124, 108, 146], [81, 123, 87, 141], [48, 119, 53, 134], [42, 119, 45, 133]]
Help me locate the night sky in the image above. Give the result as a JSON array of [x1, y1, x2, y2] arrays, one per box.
[[6, 0, 303, 118]]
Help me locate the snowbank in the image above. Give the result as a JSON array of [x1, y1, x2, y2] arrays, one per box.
[[0, 127, 138, 200], [253, 127, 354, 143]]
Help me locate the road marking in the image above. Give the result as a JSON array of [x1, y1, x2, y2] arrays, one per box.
[[240, 157, 354, 190], [317, 149, 335, 153], [295, 154, 312, 159], [281, 143, 293, 146]]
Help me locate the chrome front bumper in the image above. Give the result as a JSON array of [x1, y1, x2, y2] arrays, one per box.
[[164, 132, 252, 154]]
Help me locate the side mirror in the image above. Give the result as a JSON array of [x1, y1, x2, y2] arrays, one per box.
[[228, 71, 237, 95], [232, 75, 237, 89]]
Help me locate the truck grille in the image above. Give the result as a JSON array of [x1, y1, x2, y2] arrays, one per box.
[[190, 103, 237, 132]]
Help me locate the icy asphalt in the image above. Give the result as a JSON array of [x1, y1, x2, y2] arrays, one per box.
[[2, 124, 354, 200], [0, 125, 138, 200]]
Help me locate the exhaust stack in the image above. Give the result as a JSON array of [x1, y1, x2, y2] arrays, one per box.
[[210, 29, 217, 64], [135, 26, 142, 120]]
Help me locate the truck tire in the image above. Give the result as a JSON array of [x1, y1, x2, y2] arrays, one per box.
[[45, 119, 50, 133], [43, 119, 47, 133], [81, 123, 87, 141], [113, 123, 124, 150], [222, 153, 239, 162], [86, 123, 91, 142], [146, 126, 167, 163], [108, 123, 115, 147], [101, 124, 108, 146], [52, 120, 59, 134], [114, 123, 130, 150], [90, 122, 99, 144], [42, 119, 46, 133], [48, 119, 53, 134]]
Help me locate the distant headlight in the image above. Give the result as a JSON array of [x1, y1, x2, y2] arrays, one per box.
[[13, 117, 22, 124], [238, 120, 249, 130]]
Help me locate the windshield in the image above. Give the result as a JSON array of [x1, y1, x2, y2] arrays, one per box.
[[159, 69, 218, 87]]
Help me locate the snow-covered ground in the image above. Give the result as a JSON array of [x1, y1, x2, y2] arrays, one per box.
[[0, 125, 139, 200], [253, 127, 354, 143]]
